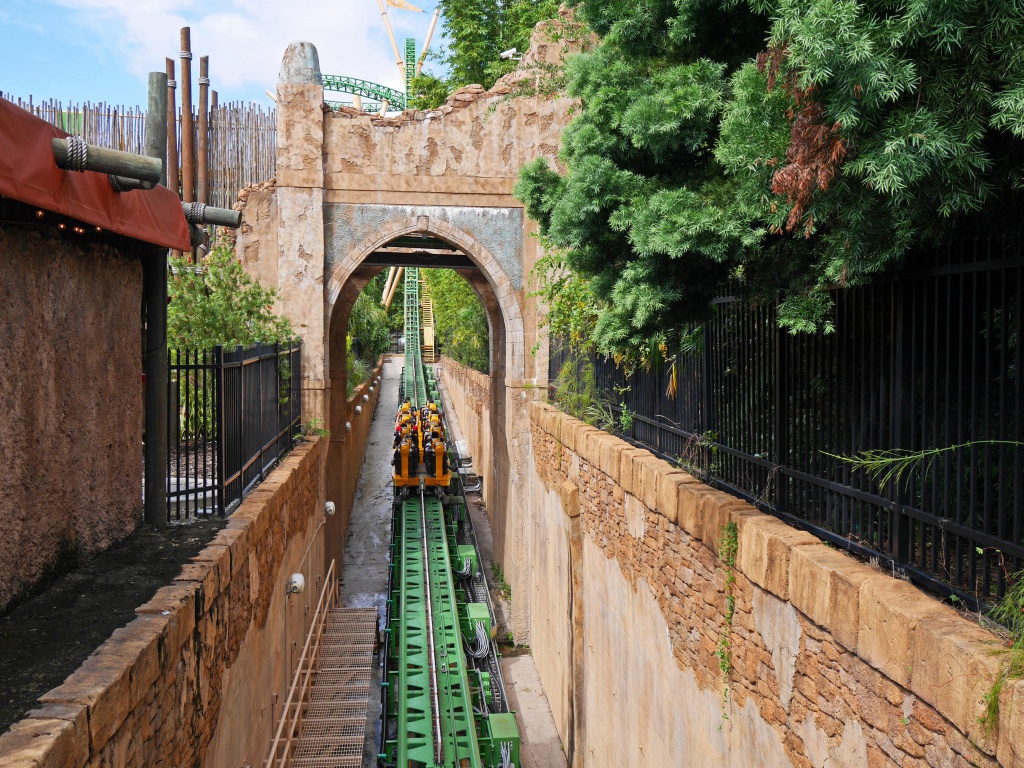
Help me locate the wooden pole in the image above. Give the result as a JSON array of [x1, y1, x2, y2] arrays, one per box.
[[143, 71, 169, 528], [211, 90, 218, 111], [165, 58, 179, 197], [375, 0, 407, 82], [198, 55, 210, 205], [417, 7, 441, 75], [51, 138, 162, 182], [179, 27, 195, 205], [381, 266, 397, 306], [146, 71, 167, 187], [181, 202, 242, 228], [383, 267, 404, 310]]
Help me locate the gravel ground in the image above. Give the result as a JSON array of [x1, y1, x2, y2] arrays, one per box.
[[0, 515, 225, 732]]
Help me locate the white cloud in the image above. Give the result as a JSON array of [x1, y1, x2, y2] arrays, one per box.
[[46, 0, 428, 97]]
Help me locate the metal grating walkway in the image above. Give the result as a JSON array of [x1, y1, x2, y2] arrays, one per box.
[[291, 607, 378, 768]]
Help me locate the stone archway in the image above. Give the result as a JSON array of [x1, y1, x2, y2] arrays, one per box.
[[325, 215, 525, 379], [232, 36, 574, 640], [323, 217, 521, 583]]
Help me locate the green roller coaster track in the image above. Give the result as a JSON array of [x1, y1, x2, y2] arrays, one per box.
[[406, 37, 416, 94], [403, 267, 427, 407], [324, 99, 384, 112], [384, 266, 520, 767], [322, 74, 406, 111], [323, 37, 417, 113]]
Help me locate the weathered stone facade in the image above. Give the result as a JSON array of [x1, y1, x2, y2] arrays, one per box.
[[0, 227, 143, 611], [525, 401, 1023, 767], [231, 17, 581, 641]]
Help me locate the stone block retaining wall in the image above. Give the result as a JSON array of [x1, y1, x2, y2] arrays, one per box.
[[326, 359, 384, 570], [0, 434, 332, 767], [528, 401, 1024, 767]]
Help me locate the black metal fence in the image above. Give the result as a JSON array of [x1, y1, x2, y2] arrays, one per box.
[[167, 341, 302, 520], [551, 236, 1023, 607]]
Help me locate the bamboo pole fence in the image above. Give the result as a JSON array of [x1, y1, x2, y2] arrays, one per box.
[[1, 90, 276, 211]]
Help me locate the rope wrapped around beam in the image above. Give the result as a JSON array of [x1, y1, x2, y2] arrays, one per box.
[[64, 136, 88, 172]]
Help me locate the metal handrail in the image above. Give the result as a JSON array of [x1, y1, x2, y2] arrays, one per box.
[[265, 558, 338, 768]]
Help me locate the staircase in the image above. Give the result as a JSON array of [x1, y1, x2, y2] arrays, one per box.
[[290, 607, 378, 768], [264, 560, 378, 768], [420, 278, 436, 363]]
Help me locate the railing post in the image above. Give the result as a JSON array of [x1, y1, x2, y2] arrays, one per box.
[[701, 313, 715, 476], [773, 306, 788, 513], [215, 345, 225, 516], [891, 281, 913, 565], [256, 341, 264, 479], [296, 342, 303, 434], [236, 344, 244, 502]]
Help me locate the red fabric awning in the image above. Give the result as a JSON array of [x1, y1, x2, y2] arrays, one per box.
[[0, 97, 191, 251]]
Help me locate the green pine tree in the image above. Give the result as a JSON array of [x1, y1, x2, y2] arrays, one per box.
[[516, 0, 1024, 354]]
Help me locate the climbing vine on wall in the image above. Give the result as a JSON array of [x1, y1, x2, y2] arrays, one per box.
[[715, 521, 739, 720]]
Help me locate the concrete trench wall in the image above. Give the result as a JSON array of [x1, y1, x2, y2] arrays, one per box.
[[513, 399, 1024, 767], [0, 374, 383, 767], [325, 359, 384, 571], [437, 357, 495, 515], [0, 228, 143, 612]]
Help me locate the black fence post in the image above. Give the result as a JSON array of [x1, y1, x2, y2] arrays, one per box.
[[701, 313, 715, 475], [296, 342, 303, 437], [215, 344, 225, 515], [256, 341, 264, 480], [773, 308, 788, 513], [891, 281, 913, 566]]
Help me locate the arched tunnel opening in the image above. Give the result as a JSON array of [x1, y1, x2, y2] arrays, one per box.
[[324, 231, 513, 572], [313, 229, 538, 767]]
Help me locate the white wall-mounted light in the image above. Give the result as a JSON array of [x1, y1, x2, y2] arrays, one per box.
[[287, 573, 305, 594], [345, 421, 352, 432], [355, 405, 363, 415], [362, 394, 369, 402], [325, 501, 336, 517]]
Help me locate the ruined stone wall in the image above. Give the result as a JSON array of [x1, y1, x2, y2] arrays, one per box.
[[528, 401, 1024, 768], [0, 439, 325, 767], [0, 227, 142, 612], [231, 179, 278, 294], [229, 14, 583, 643]]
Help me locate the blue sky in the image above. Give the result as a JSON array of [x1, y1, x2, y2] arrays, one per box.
[[0, 0, 442, 108]]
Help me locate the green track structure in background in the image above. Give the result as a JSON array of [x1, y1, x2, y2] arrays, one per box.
[[403, 267, 427, 407], [323, 38, 417, 114], [324, 99, 384, 112], [322, 74, 406, 111], [382, 266, 519, 767], [406, 38, 417, 96]]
